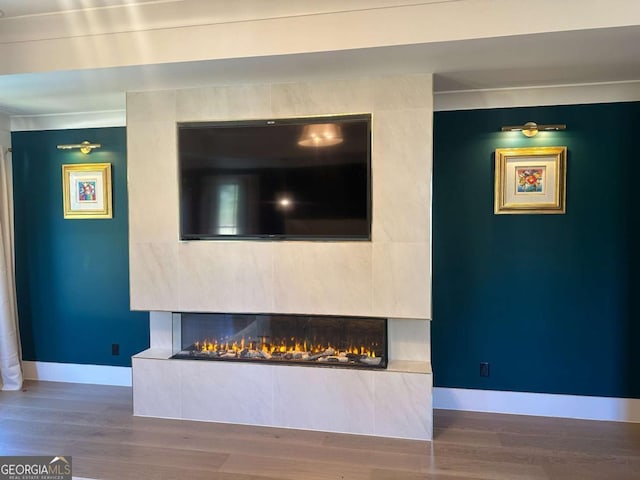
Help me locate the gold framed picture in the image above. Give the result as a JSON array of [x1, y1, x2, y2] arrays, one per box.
[[62, 163, 112, 219], [494, 146, 567, 215]]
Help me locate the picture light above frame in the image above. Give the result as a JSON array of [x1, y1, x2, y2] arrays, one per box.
[[501, 122, 566, 137], [57, 140, 101, 154]]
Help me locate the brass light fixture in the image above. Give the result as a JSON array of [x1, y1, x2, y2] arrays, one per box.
[[501, 122, 566, 137], [298, 123, 343, 147], [57, 141, 101, 154]]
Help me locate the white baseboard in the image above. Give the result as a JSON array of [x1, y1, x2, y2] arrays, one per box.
[[434, 387, 640, 423], [23, 361, 132, 387]]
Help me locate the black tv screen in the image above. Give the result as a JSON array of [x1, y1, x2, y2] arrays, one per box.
[[178, 114, 371, 240]]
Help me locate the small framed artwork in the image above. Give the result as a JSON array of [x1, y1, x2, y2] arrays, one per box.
[[62, 163, 112, 219], [494, 146, 567, 214]]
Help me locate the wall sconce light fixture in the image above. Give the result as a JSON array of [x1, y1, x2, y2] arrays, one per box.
[[501, 122, 566, 137], [57, 141, 102, 154]]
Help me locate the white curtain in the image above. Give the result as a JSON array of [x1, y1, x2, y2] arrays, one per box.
[[0, 146, 23, 390]]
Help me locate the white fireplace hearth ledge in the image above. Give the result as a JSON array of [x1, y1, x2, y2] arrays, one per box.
[[132, 348, 433, 441], [133, 348, 431, 374]]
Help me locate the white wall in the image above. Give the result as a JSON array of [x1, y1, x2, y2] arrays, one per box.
[[127, 73, 433, 320]]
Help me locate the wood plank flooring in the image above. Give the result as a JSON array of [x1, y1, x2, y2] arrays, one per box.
[[1, 381, 639, 479]]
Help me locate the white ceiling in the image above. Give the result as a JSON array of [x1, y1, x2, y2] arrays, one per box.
[[0, 1, 639, 117], [0, 0, 162, 18]]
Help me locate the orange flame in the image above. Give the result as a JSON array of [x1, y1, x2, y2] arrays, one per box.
[[191, 337, 379, 359]]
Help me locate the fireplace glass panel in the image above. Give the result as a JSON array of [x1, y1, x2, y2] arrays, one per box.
[[172, 313, 387, 369]]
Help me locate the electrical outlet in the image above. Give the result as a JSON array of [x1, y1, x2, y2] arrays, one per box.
[[480, 362, 490, 377], [112, 343, 120, 356]]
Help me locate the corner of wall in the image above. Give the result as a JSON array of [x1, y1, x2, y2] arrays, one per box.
[[0, 111, 10, 147]]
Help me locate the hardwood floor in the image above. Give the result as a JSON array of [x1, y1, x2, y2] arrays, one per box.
[[1, 381, 639, 479]]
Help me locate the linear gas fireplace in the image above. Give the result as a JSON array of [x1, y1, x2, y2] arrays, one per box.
[[172, 313, 387, 369]]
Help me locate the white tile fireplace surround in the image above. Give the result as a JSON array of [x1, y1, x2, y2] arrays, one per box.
[[133, 313, 432, 440], [127, 73, 434, 440]]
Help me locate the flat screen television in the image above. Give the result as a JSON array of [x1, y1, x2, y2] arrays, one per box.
[[178, 114, 371, 240]]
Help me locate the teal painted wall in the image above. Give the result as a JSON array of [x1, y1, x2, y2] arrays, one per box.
[[433, 102, 640, 399], [11, 127, 149, 367]]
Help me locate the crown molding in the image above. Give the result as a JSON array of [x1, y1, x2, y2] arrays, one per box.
[[11, 110, 126, 131], [435, 80, 640, 111]]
